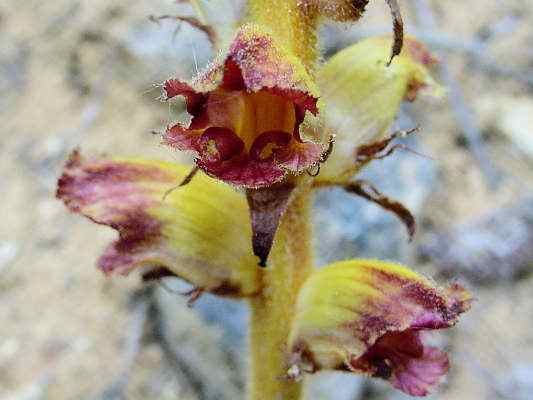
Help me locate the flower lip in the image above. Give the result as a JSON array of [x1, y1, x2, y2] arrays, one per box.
[[162, 24, 323, 187], [197, 127, 245, 162], [249, 130, 292, 161], [349, 329, 450, 397], [163, 79, 207, 116]]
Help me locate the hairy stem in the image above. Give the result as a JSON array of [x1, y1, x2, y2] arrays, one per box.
[[247, 0, 319, 72], [248, 182, 314, 400], [245, 1, 319, 398]]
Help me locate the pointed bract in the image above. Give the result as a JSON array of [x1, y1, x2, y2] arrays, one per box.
[[246, 183, 295, 267], [288, 260, 471, 396], [344, 180, 416, 240], [163, 24, 324, 188], [57, 151, 260, 297]]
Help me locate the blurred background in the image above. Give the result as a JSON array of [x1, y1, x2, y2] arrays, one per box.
[[1, 0, 533, 399]]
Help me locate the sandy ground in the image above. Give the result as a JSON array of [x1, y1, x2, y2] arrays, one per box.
[[1, 1, 533, 399]]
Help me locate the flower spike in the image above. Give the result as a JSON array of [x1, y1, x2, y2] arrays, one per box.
[[53, 1, 472, 399], [57, 151, 261, 297], [162, 24, 324, 188], [288, 260, 471, 396]]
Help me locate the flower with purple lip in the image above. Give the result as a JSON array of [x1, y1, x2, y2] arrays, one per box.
[[162, 24, 324, 188], [288, 261, 471, 396]]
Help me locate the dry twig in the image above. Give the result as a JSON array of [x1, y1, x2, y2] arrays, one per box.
[[147, 288, 241, 400], [99, 289, 150, 400]]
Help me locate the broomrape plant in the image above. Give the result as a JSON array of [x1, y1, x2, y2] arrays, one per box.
[[57, 0, 471, 399]]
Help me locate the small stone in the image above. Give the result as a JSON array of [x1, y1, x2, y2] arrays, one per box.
[[306, 372, 364, 400], [496, 97, 533, 158], [499, 364, 533, 400], [0, 241, 19, 273]]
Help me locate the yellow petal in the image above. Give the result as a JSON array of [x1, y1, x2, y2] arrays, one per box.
[[57, 151, 260, 297], [288, 259, 471, 396], [317, 36, 442, 183]]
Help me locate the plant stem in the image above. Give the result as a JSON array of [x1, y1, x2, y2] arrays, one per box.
[[247, 0, 318, 72], [248, 182, 314, 400], [245, 2, 319, 398]]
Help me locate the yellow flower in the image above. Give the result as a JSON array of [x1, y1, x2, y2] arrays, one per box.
[[57, 151, 260, 297], [288, 259, 471, 396], [316, 36, 442, 183]]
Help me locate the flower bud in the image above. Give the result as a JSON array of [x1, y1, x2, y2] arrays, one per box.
[[316, 37, 442, 183]]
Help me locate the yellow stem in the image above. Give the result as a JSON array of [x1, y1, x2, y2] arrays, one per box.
[[245, 2, 319, 398], [248, 182, 314, 400], [247, 0, 319, 72]]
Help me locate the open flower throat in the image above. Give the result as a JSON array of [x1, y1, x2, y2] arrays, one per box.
[[162, 25, 323, 187]]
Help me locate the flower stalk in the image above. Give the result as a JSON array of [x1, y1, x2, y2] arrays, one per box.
[[244, 2, 319, 397]]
